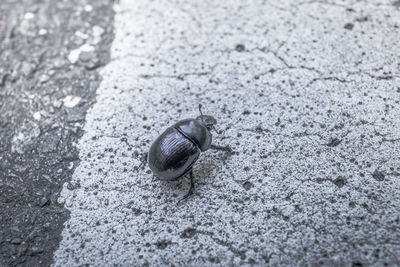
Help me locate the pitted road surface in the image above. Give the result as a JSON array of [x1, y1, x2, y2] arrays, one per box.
[[2, 0, 400, 266], [52, 0, 400, 266]]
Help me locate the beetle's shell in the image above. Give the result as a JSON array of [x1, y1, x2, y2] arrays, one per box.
[[174, 119, 212, 152], [148, 127, 200, 181]]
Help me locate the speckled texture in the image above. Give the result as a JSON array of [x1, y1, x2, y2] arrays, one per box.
[[0, 0, 114, 266], [53, 0, 400, 265]]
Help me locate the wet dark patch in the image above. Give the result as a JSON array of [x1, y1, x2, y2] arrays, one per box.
[[209, 256, 221, 263], [235, 44, 245, 52], [0, 0, 114, 266], [180, 228, 197, 239], [372, 170, 385, 181], [325, 138, 341, 147], [344, 23, 354, 30], [242, 181, 254, 191], [356, 16, 369, 22], [332, 176, 346, 188], [155, 240, 170, 249]]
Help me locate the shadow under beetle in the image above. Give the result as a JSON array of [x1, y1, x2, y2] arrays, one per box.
[[145, 104, 231, 203]]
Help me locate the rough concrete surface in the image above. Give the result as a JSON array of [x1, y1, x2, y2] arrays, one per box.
[[0, 0, 114, 266], [48, 0, 400, 265]]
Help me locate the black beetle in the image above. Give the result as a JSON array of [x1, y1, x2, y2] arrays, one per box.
[[146, 104, 230, 202]]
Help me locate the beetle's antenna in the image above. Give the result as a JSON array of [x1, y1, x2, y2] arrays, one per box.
[[198, 104, 204, 116], [198, 104, 205, 124]]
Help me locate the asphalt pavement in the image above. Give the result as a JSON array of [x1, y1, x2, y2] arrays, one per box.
[[0, 0, 114, 266], [1, 0, 400, 266]]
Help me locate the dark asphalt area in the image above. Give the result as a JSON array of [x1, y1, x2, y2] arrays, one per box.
[[0, 0, 114, 266]]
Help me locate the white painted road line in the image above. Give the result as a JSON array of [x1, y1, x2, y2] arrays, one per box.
[[53, 0, 400, 265]]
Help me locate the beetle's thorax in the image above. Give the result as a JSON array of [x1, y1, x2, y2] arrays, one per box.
[[174, 119, 212, 152]]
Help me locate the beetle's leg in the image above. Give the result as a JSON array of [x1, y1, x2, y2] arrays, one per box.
[[138, 152, 148, 170], [210, 144, 233, 153], [177, 170, 195, 204], [212, 125, 224, 135]]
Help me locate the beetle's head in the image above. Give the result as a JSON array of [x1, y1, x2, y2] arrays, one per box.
[[196, 115, 217, 130], [196, 104, 220, 133]]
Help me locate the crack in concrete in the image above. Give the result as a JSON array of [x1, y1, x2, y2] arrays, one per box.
[[139, 72, 211, 80]]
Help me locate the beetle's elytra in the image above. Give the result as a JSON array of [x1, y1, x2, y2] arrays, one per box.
[[147, 104, 223, 202]]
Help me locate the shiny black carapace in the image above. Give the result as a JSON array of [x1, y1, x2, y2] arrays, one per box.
[[147, 104, 227, 202]]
